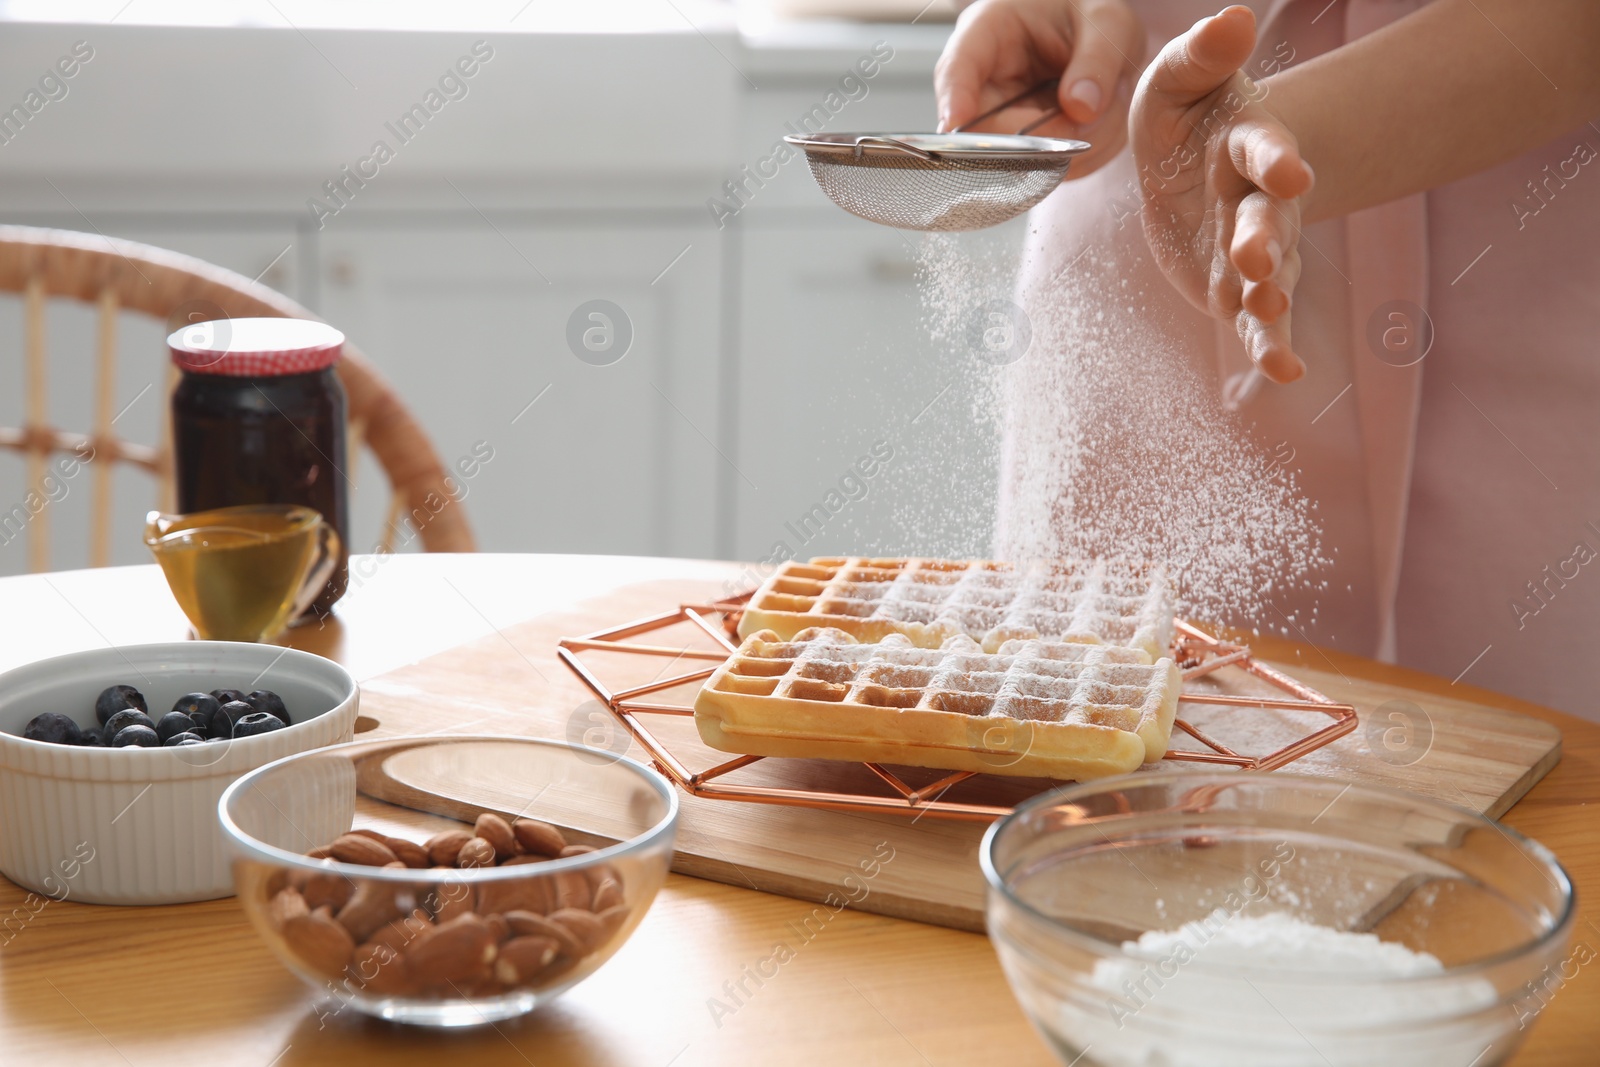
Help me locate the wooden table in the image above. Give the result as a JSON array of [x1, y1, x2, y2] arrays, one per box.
[[0, 554, 1594, 1066]]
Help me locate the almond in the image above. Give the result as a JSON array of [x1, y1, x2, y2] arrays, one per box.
[[299, 869, 355, 913], [430, 884, 476, 924], [476, 873, 552, 918], [329, 833, 399, 867], [364, 909, 433, 954], [384, 836, 431, 869], [269, 886, 310, 929], [512, 818, 567, 857], [283, 909, 355, 978], [493, 936, 560, 986], [456, 837, 496, 869], [549, 908, 608, 955], [349, 942, 413, 996], [583, 862, 623, 894], [502, 910, 584, 959], [557, 845, 620, 894], [553, 870, 591, 912], [347, 828, 390, 843], [404, 914, 497, 985], [501, 855, 547, 867], [305, 845, 333, 860], [448, 969, 501, 999], [474, 813, 519, 860], [425, 829, 473, 867], [336, 881, 403, 943], [591, 878, 624, 913]]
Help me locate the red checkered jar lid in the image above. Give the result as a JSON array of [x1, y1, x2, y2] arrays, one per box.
[[167, 317, 344, 376]]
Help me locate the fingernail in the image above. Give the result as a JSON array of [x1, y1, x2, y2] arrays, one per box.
[[1265, 238, 1282, 274], [1260, 347, 1305, 383], [1068, 80, 1103, 119]]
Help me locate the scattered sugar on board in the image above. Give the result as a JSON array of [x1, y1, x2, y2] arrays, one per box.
[[910, 232, 1328, 632], [1056, 911, 1503, 1067]]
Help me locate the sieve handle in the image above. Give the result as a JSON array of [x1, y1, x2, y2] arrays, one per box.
[[1015, 106, 1063, 135], [851, 135, 935, 160], [955, 79, 1063, 135]]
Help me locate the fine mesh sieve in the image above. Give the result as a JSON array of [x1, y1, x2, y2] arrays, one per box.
[[785, 81, 1089, 232]]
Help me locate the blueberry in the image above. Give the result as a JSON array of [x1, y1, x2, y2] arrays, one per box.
[[185, 705, 221, 737], [95, 685, 146, 726], [102, 709, 157, 745], [172, 692, 221, 723], [155, 711, 198, 744], [209, 700, 255, 740], [76, 731, 105, 747], [111, 724, 160, 748], [163, 731, 206, 747], [23, 712, 82, 745], [246, 690, 291, 726], [231, 711, 286, 738], [210, 689, 247, 706]]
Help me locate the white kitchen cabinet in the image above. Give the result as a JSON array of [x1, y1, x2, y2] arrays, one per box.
[[318, 220, 722, 559], [721, 52, 1021, 572], [724, 78, 938, 211], [733, 218, 1016, 567]]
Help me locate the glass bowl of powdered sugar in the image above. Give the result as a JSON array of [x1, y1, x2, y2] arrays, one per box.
[[981, 772, 1573, 1067]]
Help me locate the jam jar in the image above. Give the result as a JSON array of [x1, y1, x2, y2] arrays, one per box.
[[168, 317, 349, 617]]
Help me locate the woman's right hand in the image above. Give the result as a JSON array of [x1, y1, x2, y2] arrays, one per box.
[[934, 0, 1145, 179]]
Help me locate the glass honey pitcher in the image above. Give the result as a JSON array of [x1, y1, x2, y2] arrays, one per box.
[[144, 505, 340, 643]]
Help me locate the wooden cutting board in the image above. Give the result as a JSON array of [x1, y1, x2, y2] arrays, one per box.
[[354, 576, 1562, 933]]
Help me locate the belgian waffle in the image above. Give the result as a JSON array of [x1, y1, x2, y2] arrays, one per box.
[[738, 557, 1174, 662], [694, 627, 1182, 780]]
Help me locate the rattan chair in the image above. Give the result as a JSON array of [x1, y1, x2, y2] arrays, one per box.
[[0, 225, 474, 571]]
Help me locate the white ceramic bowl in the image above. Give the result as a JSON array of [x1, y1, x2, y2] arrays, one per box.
[[0, 642, 357, 904]]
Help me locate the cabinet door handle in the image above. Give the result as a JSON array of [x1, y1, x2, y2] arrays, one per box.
[[328, 253, 357, 288]]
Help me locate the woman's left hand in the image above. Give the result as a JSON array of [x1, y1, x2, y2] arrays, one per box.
[[1130, 5, 1312, 382]]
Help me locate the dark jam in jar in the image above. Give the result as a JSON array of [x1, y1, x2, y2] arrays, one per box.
[[169, 318, 349, 617]]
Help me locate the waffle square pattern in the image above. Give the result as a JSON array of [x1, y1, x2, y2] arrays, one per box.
[[695, 626, 1182, 780], [738, 557, 1174, 662]]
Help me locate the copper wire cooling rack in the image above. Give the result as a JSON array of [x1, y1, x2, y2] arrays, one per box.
[[557, 594, 1358, 823]]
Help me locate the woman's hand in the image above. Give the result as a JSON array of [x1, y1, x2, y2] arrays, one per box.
[[1130, 5, 1312, 382], [934, 0, 1144, 179]]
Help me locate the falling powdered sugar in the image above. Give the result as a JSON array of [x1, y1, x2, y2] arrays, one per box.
[[912, 232, 1327, 632]]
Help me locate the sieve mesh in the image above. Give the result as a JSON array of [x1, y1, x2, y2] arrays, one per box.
[[801, 151, 1069, 232]]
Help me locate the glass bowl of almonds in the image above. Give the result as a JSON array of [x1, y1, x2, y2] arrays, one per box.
[[218, 735, 678, 1026]]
